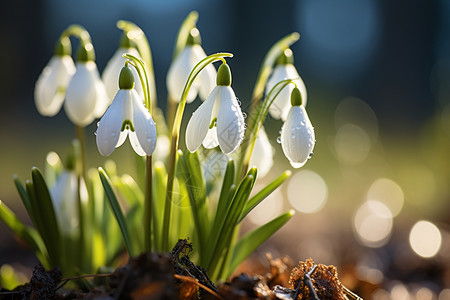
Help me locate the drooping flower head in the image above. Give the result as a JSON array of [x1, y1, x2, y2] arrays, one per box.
[[35, 37, 76, 117], [102, 32, 145, 102], [167, 28, 216, 103], [64, 42, 109, 127], [266, 48, 307, 121], [280, 87, 315, 168], [186, 62, 245, 154], [96, 65, 157, 156]]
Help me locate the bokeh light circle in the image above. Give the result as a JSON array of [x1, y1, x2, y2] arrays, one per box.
[[367, 178, 404, 216], [248, 187, 284, 226], [287, 170, 328, 214], [334, 124, 371, 163], [353, 200, 393, 247], [409, 220, 442, 258]]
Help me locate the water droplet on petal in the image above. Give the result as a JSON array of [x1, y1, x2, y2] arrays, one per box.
[[147, 138, 152, 143], [242, 112, 247, 119], [276, 136, 282, 144], [300, 121, 305, 126], [97, 122, 100, 127], [308, 152, 314, 158], [94, 131, 97, 136]]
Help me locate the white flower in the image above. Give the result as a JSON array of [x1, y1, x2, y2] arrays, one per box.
[[50, 170, 88, 237], [166, 34, 216, 103], [96, 66, 157, 156], [280, 88, 315, 168], [266, 49, 307, 121], [35, 55, 75, 116], [186, 63, 245, 154], [102, 47, 145, 102], [64, 60, 109, 126], [249, 126, 274, 178]]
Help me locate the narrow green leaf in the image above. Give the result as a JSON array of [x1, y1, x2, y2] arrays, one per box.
[[30, 168, 61, 268], [206, 168, 257, 274], [0, 200, 49, 267], [173, 11, 199, 60], [152, 161, 167, 251], [239, 170, 291, 223], [251, 32, 300, 102], [44, 151, 63, 187], [13, 176, 33, 223], [228, 210, 295, 276], [98, 168, 134, 257]]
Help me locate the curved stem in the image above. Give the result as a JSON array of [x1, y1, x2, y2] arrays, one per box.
[[117, 20, 157, 109], [61, 24, 92, 45], [161, 52, 233, 251], [123, 54, 151, 113], [238, 79, 296, 179]]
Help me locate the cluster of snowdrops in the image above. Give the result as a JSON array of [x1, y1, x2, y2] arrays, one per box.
[[0, 12, 315, 283]]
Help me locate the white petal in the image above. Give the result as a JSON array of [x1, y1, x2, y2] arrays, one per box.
[[102, 48, 144, 101], [96, 90, 127, 156], [128, 130, 146, 156], [116, 130, 128, 148], [185, 87, 218, 152], [280, 106, 315, 165], [249, 126, 274, 178], [166, 46, 199, 103], [191, 45, 216, 101], [266, 64, 307, 121], [35, 55, 75, 116], [131, 90, 157, 156], [64, 62, 98, 126], [216, 86, 245, 154], [202, 126, 219, 149]]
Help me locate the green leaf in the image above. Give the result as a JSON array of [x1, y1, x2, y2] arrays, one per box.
[[98, 168, 134, 257], [239, 170, 291, 223], [177, 150, 208, 255], [13, 176, 33, 223], [0, 200, 49, 267], [30, 168, 61, 268], [152, 161, 167, 251], [173, 11, 199, 60], [206, 168, 257, 274], [251, 32, 300, 102], [44, 151, 63, 187], [228, 210, 295, 277]]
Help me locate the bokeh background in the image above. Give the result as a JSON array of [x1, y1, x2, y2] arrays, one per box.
[[1, 0, 450, 298]]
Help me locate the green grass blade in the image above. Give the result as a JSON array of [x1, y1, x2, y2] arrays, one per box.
[[152, 161, 167, 251], [30, 168, 61, 268], [98, 168, 134, 258], [228, 210, 295, 277], [239, 170, 291, 223], [206, 168, 257, 274], [0, 200, 49, 267], [13, 176, 33, 219]]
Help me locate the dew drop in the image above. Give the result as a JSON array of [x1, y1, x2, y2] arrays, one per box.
[[300, 121, 305, 126], [290, 133, 296, 139], [94, 130, 97, 136], [147, 138, 152, 143], [276, 136, 282, 144], [242, 112, 247, 119], [97, 121, 100, 127], [308, 152, 314, 158]]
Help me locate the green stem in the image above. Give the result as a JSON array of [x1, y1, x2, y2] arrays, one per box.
[[161, 52, 233, 251], [144, 155, 152, 251], [117, 20, 157, 109], [61, 24, 92, 45], [237, 79, 296, 179], [123, 54, 151, 113]]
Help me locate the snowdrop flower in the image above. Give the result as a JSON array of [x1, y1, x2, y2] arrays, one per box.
[[35, 37, 75, 116], [96, 66, 157, 156], [249, 126, 274, 178], [266, 48, 307, 121], [102, 33, 145, 102], [64, 43, 109, 127], [167, 28, 216, 103], [186, 62, 245, 154], [50, 170, 88, 237], [280, 87, 315, 168]]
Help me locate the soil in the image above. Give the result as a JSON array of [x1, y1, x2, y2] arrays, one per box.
[[0, 240, 361, 299]]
